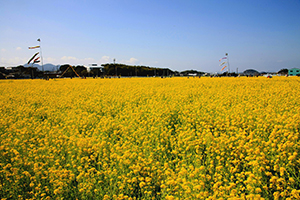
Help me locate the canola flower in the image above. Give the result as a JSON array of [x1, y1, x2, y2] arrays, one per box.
[[0, 76, 299, 199]]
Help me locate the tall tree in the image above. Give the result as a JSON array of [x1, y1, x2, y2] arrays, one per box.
[[278, 68, 288, 74]]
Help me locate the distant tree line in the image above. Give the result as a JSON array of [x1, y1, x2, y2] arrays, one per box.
[[101, 63, 179, 77], [179, 69, 205, 76], [59, 64, 89, 77], [0, 65, 42, 79], [1, 63, 291, 79]]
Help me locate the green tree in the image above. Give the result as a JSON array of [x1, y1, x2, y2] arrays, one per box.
[[278, 68, 288, 75]]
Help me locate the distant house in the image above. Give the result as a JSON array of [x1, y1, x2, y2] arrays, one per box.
[[288, 68, 300, 76]]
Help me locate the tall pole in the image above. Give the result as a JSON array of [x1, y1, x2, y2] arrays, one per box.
[[38, 38, 44, 73], [31, 62, 34, 79], [226, 53, 230, 75], [114, 58, 116, 76]]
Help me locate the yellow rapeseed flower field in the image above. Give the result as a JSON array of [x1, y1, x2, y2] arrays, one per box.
[[0, 76, 299, 199]]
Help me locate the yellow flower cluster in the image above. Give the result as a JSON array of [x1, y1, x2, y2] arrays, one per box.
[[0, 77, 299, 199]]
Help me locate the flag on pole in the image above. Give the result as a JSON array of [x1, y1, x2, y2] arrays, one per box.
[[28, 45, 40, 49], [33, 57, 40, 63], [27, 52, 39, 64], [219, 57, 227, 62], [221, 65, 227, 71], [219, 61, 226, 66]]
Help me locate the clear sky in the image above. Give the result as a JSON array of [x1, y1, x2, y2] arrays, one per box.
[[1, 0, 300, 73]]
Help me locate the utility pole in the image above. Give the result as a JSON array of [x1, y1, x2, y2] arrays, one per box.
[[114, 58, 116, 76]]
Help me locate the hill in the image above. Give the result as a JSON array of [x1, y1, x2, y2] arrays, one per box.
[[23, 63, 59, 71]]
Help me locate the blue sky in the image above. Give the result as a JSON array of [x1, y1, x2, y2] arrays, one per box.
[[1, 0, 299, 73]]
